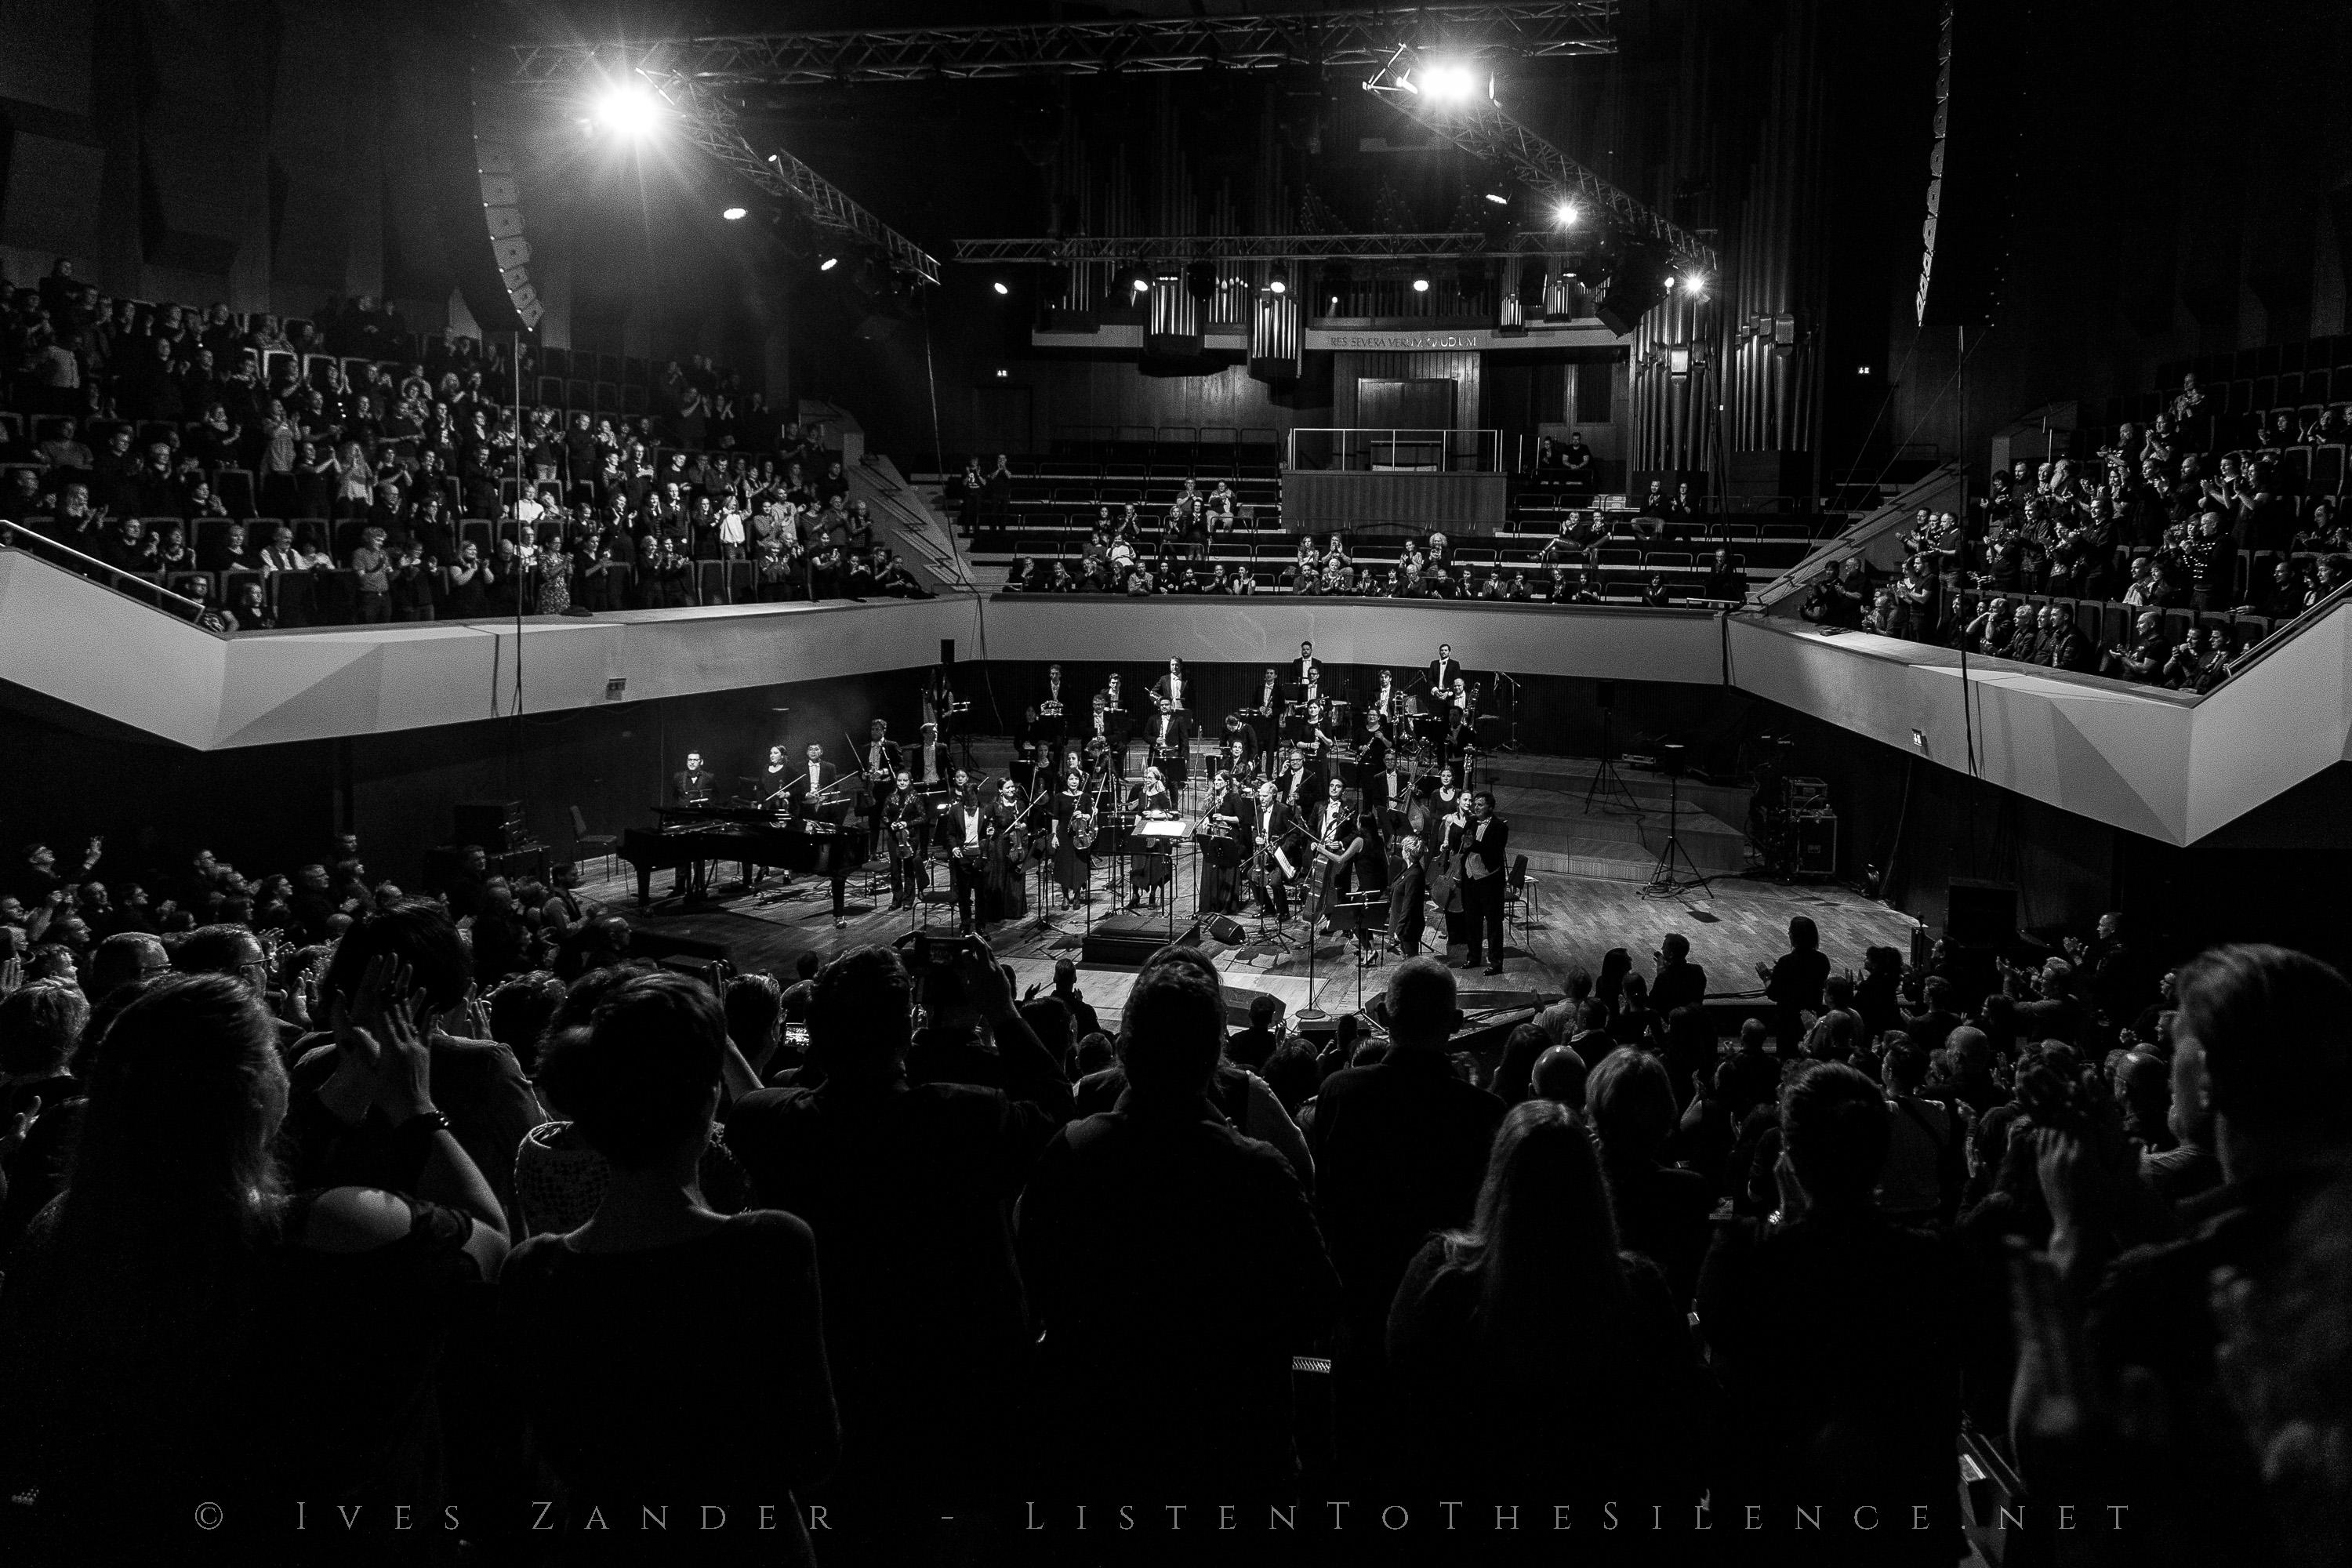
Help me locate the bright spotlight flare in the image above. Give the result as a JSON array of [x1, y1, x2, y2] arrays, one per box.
[[1404, 58, 1489, 105], [593, 82, 662, 139], [720, 207, 747, 221]]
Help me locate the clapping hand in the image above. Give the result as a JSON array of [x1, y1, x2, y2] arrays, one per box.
[[0, 1093, 40, 1162]]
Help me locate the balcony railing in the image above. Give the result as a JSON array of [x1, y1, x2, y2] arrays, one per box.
[[1287, 428, 1502, 474]]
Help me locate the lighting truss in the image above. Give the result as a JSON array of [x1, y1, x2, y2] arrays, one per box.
[[555, 68, 942, 284], [953, 234, 1581, 263], [510, 5, 1617, 91], [1363, 49, 1717, 274]]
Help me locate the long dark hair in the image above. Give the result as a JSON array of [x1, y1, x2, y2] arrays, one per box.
[[1438, 1100, 1630, 1360], [52, 974, 286, 1269]]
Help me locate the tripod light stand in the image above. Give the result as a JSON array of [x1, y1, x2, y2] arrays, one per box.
[[1584, 708, 1642, 817], [1642, 743, 1712, 899]]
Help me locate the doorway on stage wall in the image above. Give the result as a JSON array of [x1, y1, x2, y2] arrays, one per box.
[[971, 383, 1033, 456]]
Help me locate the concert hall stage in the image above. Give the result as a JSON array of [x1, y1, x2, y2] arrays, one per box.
[[580, 760, 1914, 1029]]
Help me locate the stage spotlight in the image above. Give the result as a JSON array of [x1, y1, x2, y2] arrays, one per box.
[[1412, 275, 1431, 293], [1132, 276, 1151, 294], [594, 85, 659, 138], [992, 279, 1011, 296], [818, 255, 840, 272], [1268, 266, 1290, 296], [1419, 60, 1479, 103], [720, 206, 747, 221], [1555, 201, 1581, 227], [1483, 187, 1510, 207]]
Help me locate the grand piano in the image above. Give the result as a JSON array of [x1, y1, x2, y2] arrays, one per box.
[[619, 804, 870, 906]]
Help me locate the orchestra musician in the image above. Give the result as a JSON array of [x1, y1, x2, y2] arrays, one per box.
[[1273, 745, 1319, 813], [1292, 699, 1337, 765], [1220, 712, 1261, 776], [983, 778, 1030, 924], [1097, 675, 1131, 775], [1248, 779, 1303, 924], [1358, 713, 1395, 811], [1428, 642, 1462, 695], [1051, 766, 1095, 907], [1145, 663, 1192, 792], [1452, 789, 1510, 974], [673, 750, 717, 806], [1039, 663, 1071, 751], [905, 722, 951, 795], [1368, 669, 1399, 729], [859, 719, 904, 846], [886, 768, 930, 910], [1305, 780, 1371, 949], [1290, 641, 1322, 692], [936, 776, 990, 935], [1444, 677, 1479, 763], [1123, 765, 1177, 911], [755, 746, 793, 807], [924, 665, 968, 741], [1080, 695, 1120, 780], [668, 750, 719, 898], [1388, 823, 1429, 956], [1247, 667, 1284, 760], [784, 742, 855, 930], [1196, 770, 1248, 914]]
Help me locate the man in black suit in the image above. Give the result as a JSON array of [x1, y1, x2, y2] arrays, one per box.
[[859, 719, 904, 845], [673, 750, 717, 805], [669, 750, 719, 896], [935, 782, 989, 934], [1308, 956, 1504, 1479], [904, 722, 951, 794], [1272, 746, 1319, 817], [1357, 715, 1394, 812], [1039, 663, 1072, 753], [1290, 640, 1322, 693], [1454, 790, 1508, 974], [1426, 642, 1461, 697], [1144, 664, 1192, 792], [786, 742, 855, 928]]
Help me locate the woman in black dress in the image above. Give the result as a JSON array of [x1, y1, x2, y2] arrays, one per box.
[[1125, 766, 1176, 911], [1051, 767, 1094, 907]]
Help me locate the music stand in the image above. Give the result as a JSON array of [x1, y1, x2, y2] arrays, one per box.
[[1335, 891, 1390, 1009]]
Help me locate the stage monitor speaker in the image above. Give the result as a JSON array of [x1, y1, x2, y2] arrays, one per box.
[[1206, 914, 1249, 945], [1945, 877, 2019, 949], [1793, 814, 1838, 876]]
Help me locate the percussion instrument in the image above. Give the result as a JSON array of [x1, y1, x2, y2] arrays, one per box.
[[1039, 699, 1065, 717]]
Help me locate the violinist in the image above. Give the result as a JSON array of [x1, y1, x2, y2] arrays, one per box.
[[1368, 668, 1399, 729], [1444, 677, 1479, 761], [937, 774, 990, 935], [859, 718, 903, 844], [984, 778, 1031, 924], [1273, 745, 1319, 813], [1196, 770, 1249, 915], [886, 768, 930, 911], [1248, 779, 1303, 924], [1052, 767, 1095, 908]]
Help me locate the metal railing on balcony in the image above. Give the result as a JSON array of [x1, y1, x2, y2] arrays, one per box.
[[1287, 428, 1503, 474], [0, 521, 222, 630]]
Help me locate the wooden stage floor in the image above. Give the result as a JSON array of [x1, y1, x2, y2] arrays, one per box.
[[579, 837, 1917, 1033]]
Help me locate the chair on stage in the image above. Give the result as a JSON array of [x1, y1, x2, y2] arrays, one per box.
[[1502, 854, 1537, 942], [571, 804, 620, 881]]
